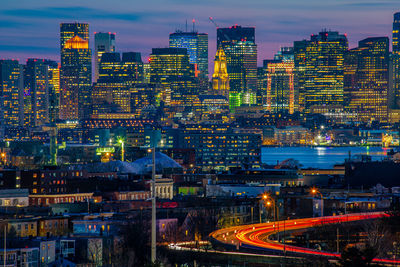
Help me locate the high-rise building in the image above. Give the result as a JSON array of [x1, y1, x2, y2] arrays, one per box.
[[149, 48, 196, 110], [46, 61, 60, 123], [263, 60, 295, 114], [294, 31, 348, 112], [344, 37, 389, 123], [60, 23, 89, 52], [94, 32, 116, 82], [392, 12, 400, 108], [93, 52, 149, 117], [0, 60, 24, 128], [60, 23, 92, 120], [217, 25, 257, 111], [293, 40, 308, 111], [23, 59, 50, 127], [212, 47, 229, 98], [98, 52, 143, 84], [169, 31, 208, 78]]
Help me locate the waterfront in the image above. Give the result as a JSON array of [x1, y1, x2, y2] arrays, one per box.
[[261, 146, 391, 169]]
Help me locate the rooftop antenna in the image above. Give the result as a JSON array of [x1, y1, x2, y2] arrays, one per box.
[[192, 18, 195, 32], [186, 19, 188, 32]]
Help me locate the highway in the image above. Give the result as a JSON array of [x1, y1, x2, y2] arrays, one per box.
[[210, 212, 400, 265]]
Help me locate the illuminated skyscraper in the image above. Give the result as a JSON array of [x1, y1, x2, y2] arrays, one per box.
[[392, 12, 400, 108], [293, 40, 308, 111], [169, 31, 208, 78], [23, 59, 49, 127], [60, 23, 89, 52], [294, 31, 348, 112], [217, 25, 257, 111], [46, 61, 60, 123], [344, 37, 389, 122], [93, 52, 148, 117], [98, 52, 143, 84], [60, 26, 92, 120], [94, 32, 116, 82], [212, 46, 229, 98], [149, 48, 196, 111], [0, 60, 24, 128], [263, 60, 295, 114]]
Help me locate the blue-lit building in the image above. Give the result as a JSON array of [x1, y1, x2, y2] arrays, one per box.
[[169, 31, 208, 78]]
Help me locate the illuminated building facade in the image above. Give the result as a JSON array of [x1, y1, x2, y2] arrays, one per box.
[[217, 26, 257, 111], [294, 31, 348, 112], [94, 32, 116, 82], [131, 83, 161, 118], [180, 124, 261, 171], [60, 23, 92, 120], [149, 48, 197, 111], [46, 61, 60, 123], [60, 23, 89, 52], [0, 60, 24, 128], [393, 12, 400, 108], [212, 47, 230, 99], [23, 59, 49, 127], [169, 31, 208, 78], [92, 82, 131, 115], [98, 52, 143, 84], [293, 40, 308, 111], [264, 60, 295, 114], [344, 37, 389, 122], [93, 52, 148, 118]]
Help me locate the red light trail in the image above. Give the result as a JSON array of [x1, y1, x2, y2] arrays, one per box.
[[210, 212, 400, 265]]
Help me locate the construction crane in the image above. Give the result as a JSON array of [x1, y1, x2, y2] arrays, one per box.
[[209, 17, 231, 44], [209, 17, 219, 28]]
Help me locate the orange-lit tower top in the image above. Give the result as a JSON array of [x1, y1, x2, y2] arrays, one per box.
[[64, 35, 89, 49]]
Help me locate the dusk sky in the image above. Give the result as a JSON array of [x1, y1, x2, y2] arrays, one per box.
[[0, 0, 398, 68]]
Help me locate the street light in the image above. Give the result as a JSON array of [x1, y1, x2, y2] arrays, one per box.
[[117, 138, 125, 162], [311, 187, 324, 217], [148, 147, 156, 263], [261, 193, 277, 222]]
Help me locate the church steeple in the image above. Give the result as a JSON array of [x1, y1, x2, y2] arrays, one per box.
[[212, 46, 229, 98]]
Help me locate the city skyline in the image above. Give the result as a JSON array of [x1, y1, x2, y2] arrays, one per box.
[[0, 0, 399, 69]]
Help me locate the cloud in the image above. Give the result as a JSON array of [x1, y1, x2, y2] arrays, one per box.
[[2, 6, 142, 22], [0, 20, 27, 28]]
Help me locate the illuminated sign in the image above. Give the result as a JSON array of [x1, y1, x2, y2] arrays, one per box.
[[96, 147, 115, 155]]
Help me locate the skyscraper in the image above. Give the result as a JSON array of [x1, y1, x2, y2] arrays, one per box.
[[60, 23, 92, 120], [46, 61, 60, 123], [294, 31, 348, 113], [212, 47, 229, 98], [169, 31, 208, 78], [392, 12, 400, 108], [0, 60, 24, 128], [23, 59, 49, 127], [60, 23, 89, 52], [98, 52, 143, 84], [149, 48, 196, 110], [345, 37, 389, 123], [92, 52, 144, 116], [94, 32, 116, 82], [263, 60, 295, 114], [217, 25, 257, 111]]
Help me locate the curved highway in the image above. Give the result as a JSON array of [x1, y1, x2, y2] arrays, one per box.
[[210, 212, 400, 265]]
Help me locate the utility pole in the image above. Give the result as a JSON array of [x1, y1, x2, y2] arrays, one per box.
[[151, 147, 156, 263], [337, 227, 340, 253], [4, 225, 6, 267]]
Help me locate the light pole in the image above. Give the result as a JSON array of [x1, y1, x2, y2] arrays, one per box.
[[262, 194, 276, 222], [311, 187, 324, 217], [262, 193, 279, 241], [149, 147, 156, 263], [118, 139, 125, 162]]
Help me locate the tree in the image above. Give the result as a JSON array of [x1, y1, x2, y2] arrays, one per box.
[[339, 245, 377, 267]]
